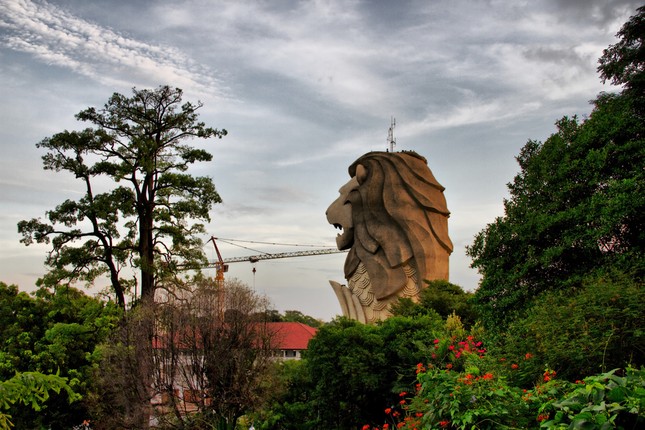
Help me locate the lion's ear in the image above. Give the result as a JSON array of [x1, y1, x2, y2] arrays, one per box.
[[355, 164, 368, 184]]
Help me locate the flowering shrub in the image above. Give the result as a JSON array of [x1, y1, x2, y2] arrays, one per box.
[[428, 335, 487, 372], [362, 335, 645, 430]]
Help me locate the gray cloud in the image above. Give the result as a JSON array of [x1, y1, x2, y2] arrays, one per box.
[[551, 0, 641, 27], [0, 0, 638, 319], [0, 0, 226, 95]]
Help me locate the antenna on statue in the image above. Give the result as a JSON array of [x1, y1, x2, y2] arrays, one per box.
[[387, 116, 396, 152]]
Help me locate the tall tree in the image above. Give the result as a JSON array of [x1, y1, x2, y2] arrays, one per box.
[[18, 86, 226, 308], [467, 94, 644, 328], [598, 6, 645, 113], [467, 11, 645, 328]]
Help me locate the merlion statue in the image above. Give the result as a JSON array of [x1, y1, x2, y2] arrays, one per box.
[[326, 151, 453, 323]]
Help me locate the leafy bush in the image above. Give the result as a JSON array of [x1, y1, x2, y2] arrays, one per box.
[[494, 272, 644, 383], [544, 367, 645, 429], [391, 281, 478, 328], [0, 371, 80, 430], [0, 283, 120, 429], [367, 354, 644, 430]]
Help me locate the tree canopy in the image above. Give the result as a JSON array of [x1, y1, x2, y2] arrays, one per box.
[[390, 280, 477, 327], [466, 9, 645, 329], [598, 5, 645, 113], [0, 282, 120, 429], [18, 86, 226, 307]]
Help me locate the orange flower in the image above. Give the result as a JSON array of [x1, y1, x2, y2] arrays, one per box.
[[543, 369, 557, 382], [385, 407, 392, 414], [525, 353, 533, 360], [439, 420, 450, 428], [482, 372, 494, 380], [511, 363, 519, 370], [362, 425, 370, 430], [445, 363, 453, 370]]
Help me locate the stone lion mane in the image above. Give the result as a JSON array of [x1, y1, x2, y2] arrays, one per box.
[[344, 150, 453, 301]]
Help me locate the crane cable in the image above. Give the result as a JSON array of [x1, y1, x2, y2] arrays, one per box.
[[214, 238, 271, 256], [214, 237, 334, 248], [211, 237, 337, 284], [212, 237, 338, 259]]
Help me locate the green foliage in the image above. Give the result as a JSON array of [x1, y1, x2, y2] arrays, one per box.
[[376, 314, 445, 391], [412, 365, 529, 429], [247, 360, 316, 430], [468, 90, 644, 330], [598, 6, 645, 113], [0, 282, 120, 429], [18, 86, 227, 306], [370, 343, 644, 430], [468, 9, 645, 329], [543, 367, 645, 429], [0, 371, 80, 430], [261, 309, 323, 328], [281, 310, 323, 328], [494, 273, 644, 383], [305, 318, 387, 429], [391, 280, 478, 328], [254, 315, 444, 429]]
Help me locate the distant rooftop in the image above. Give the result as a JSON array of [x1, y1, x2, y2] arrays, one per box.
[[266, 321, 317, 350]]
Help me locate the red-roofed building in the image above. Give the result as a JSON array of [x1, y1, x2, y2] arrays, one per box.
[[266, 322, 318, 360], [149, 321, 318, 424]]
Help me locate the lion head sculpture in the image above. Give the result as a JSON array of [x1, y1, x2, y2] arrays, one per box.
[[326, 151, 453, 323]]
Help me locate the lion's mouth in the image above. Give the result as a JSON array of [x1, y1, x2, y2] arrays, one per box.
[[333, 223, 353, 250]]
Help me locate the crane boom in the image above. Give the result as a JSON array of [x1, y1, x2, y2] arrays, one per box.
[[202, 248, 346, 269]]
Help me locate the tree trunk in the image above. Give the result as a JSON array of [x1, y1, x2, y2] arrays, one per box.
[[139, 178, 156, 304]]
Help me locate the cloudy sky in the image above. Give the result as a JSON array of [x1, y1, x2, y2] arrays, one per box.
[[0, 0, 639, 320]]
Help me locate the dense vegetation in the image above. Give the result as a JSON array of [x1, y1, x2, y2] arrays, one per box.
[[0, 282, 120, 429]]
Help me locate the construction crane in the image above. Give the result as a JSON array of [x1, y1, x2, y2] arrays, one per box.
[[179, 237, 345, 278], [209, 236, 229, 282], [208, 237, 229, 320], [204, 246, 346, 268], [205, 237, 347, 315]]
